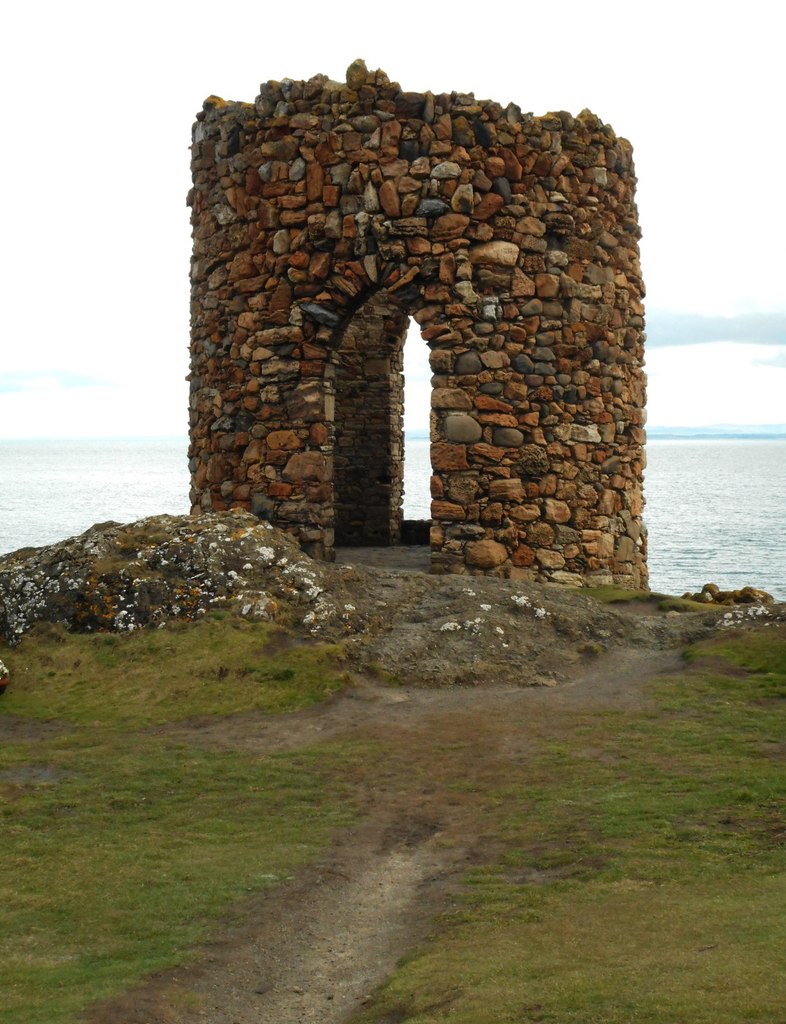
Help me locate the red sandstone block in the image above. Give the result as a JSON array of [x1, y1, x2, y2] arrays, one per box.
[[268, 482, 293, 497], [481, 502, 504, 525], [431, 500, 466, 521], [431, 442, 469, 471], [474, 395, 512, 413], [379, 179, 400, 217], [489, 479, 525, 501], [473, 193, 504, 221], [469, 443, 504, 462], [511, 544, 536, 567]]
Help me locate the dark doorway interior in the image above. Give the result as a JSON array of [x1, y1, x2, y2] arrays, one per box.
[[334, 290, 408, 546]]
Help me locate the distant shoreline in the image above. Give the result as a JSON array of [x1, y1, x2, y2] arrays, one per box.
[[647, 433, 786, 441], [406, 432, 786, 442], [1, 431, 785, 444]]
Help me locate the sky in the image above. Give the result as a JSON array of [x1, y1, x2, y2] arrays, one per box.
[[1, 0, 784, 439]]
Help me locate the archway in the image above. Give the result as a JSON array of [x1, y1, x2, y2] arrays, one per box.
[[333, 289, 409, 546]]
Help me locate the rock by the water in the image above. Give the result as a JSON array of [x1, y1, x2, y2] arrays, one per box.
[[682, 583, 774, 606]]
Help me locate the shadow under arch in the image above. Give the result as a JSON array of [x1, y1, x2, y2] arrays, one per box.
[[323, 275, 433, 548]]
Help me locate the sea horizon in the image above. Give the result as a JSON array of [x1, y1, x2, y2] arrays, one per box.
[[1, 435, 784, 601], [3, 425, 786, 443]]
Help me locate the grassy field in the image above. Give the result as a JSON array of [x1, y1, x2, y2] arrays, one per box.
[[2, 613, 785, 1023], [0, 616, 358, 1024], [354, 628, 786, 1023]]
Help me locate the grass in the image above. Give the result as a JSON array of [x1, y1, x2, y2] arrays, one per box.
[[4, 612, 786, 1023], [580, 586, 713, 613], [4, 615, 348, 726], [352, 627, 786, 1023], [0, 617, 357, 1024], [577, 585, 655, 604]]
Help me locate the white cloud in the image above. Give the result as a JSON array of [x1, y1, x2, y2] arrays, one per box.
[[2, 0, 785, 437], [0, 383, 188, 440], [647, 311, 786, 348], [646, 342, 786, 427]]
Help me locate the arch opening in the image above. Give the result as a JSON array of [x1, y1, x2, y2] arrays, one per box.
[[401, 318, 433, 546], [333, 290, 409, 546]]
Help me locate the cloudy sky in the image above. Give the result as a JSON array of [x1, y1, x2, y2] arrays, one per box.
[[1, 0, 784, 438]]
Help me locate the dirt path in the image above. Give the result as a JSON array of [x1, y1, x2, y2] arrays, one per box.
[[86, 643, 684, 1024], [96, 819, 455, 1024], [10, 518, 783, 1022]]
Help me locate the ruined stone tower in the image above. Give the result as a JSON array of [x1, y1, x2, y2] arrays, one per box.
[[188, 61, 647, 587]]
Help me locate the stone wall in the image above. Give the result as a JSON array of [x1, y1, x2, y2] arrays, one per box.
[[188, 60, 648, 587]]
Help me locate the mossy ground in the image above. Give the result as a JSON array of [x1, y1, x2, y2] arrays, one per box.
[[0, 618, 357, 1024], [580, 585, 712, 613], [2, 616, 786, 1023], [352, 627, 786, 1024]]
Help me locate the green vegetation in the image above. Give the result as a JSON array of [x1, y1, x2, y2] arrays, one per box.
[[354, 629, 786, 1024], [0, 618, 356, 1024], [577, 585, 656, 604], [3, 614, 786, 1023], [655, 595, 715, 613], [6, 616, 348, 726], [579, 585, 712, 613]]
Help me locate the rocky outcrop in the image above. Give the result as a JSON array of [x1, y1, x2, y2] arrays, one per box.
[[3, 514, 784, 689], [682, 582, 774, 606], [188, 61, 647, 587], [0, 513, 347, 646]]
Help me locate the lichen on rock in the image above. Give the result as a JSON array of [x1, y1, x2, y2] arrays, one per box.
[[0, 512, 354, 646]]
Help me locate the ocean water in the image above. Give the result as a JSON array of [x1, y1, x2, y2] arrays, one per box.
[[1, 437, 784, 601]]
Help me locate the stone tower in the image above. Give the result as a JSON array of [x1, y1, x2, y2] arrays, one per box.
[[188, 61, 647, 587]]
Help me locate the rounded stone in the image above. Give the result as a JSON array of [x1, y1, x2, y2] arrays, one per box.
[[346, 59, 368, 90], [493, 427, 524, 447], [444, 413, 482, 443], [454, 351, 483, 375], [465, 539, 508, 568], [513, 354, 535, 374]]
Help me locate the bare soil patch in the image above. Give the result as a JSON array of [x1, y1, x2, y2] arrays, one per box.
[[87, 636, 688, 1024]]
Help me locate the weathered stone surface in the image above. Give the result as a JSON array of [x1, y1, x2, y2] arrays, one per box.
[[432, 388, 473, 410], [544, 499, 571, 524], [554, 423, 602, 443], [416, 198, 450, 217], [444, 414, 483, 443], [536, 549, 565, 569], [489, 478, 525, 501], [493, 428, 524, 447], [431, 161, 462, 179], [431, 442, 469, 471], [282, 452, 330, 483], [346, 59, 368, 90], [379, 179, 401, 217], [266, 430, 301, 451], [681, 583, 774, 606], [454, 351, 483, 375], [189, 63, 647, 586], [469, 242, 520, 266], [465, 539, 509, 568], [299, 302, 341, 327]]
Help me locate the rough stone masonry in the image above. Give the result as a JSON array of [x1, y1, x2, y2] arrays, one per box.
[[187, 60, 647, 587]]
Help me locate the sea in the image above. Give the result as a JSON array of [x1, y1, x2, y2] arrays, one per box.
[[1, 437, 784, 601]]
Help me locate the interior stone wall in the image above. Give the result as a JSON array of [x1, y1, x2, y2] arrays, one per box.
[[188, 60, 648, 587], [333, 291, 407, 545]]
